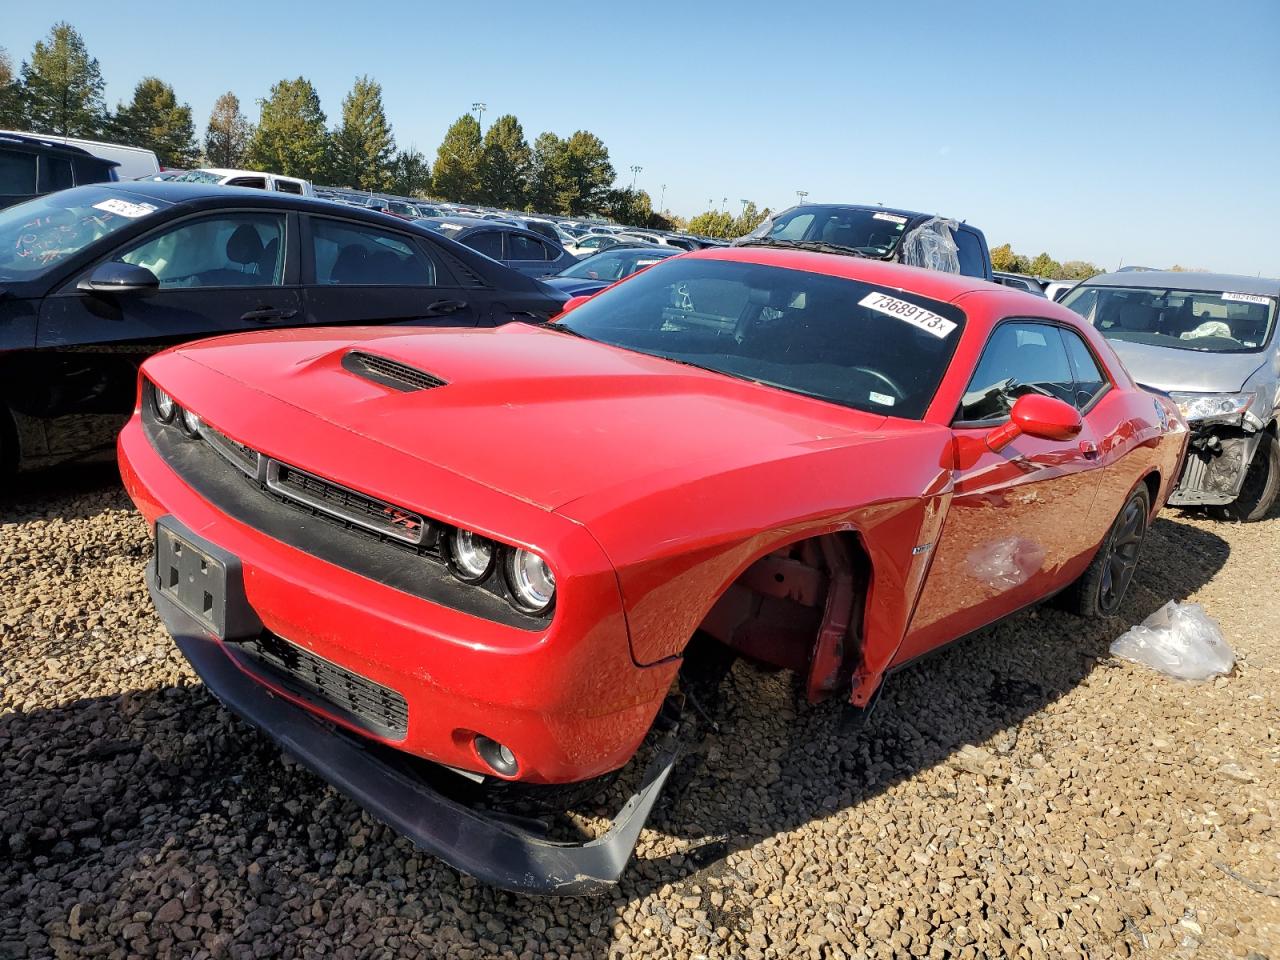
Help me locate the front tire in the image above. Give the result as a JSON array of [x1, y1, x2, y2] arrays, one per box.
[[1223, 429, 1279, 522], [1064, 485, 1150, 617]]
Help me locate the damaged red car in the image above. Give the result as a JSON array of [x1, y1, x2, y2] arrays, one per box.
[[118, 247, 1187, 893]]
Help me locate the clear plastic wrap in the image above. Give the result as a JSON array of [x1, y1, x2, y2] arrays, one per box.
[[900, 217, 960, 274], [1109, 601, 1235, 681]]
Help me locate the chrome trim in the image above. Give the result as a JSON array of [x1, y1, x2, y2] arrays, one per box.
[[264, 459, 427, 546]]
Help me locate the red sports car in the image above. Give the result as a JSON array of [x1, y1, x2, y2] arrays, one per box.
[[118, 248, 1187, 893]]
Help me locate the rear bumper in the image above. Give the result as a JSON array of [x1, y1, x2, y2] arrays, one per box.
[[149, 569, 682, 895]]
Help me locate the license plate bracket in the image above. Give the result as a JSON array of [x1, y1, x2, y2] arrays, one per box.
[[155, 517, 260, 639]]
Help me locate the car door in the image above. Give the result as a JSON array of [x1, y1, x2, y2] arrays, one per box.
[[34, 209, 301, 458], [506, 231, 559, 278], [302, 215, 479, 328], [897, 320, 1106, 663]]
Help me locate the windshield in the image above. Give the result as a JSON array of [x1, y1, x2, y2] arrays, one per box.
[[1062, 284, 1277, 354], [744, 206, 912, 257], [0, 187, 169, 281], [557, 257, 965, 418], [559, 247, 675, 280]]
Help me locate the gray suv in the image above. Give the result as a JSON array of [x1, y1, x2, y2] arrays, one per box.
[[1062, 271, 1279, 520]]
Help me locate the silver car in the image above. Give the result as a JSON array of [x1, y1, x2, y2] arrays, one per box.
[[1062, 271, 1279, 521]]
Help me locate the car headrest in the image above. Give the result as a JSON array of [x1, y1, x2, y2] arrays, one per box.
[[226, 224, 265, 266]]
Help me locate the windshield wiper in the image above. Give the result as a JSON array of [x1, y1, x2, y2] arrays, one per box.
[[539, 321, 594, 340], [735, 238, 870, 259]]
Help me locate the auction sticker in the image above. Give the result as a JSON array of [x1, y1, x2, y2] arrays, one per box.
[[93, 198, 157, 219], [859, 291, 957, 339], [1222, 292, 1272, 305], [872, 212, 908, 224]]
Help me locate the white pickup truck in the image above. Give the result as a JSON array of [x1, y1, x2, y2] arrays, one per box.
[[165, 167, 315, 196]]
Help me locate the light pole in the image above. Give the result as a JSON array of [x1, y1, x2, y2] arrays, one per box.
[[721, 197, 728, 210], [796, 190, 808, 204], [739, 198, 749, 216], [471, 101, 486, 128], [630, 165, 643, 189], [659, 184, 667, 210]]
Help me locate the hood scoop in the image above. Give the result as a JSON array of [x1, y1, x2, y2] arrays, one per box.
[[341, 350, 447, 392]]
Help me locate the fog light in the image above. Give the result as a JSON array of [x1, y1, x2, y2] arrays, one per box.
[[474, 735, 519, 776]]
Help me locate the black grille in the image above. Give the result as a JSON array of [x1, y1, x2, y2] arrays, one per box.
[[266, 461, 430, 545], [342, 351, 446, 392], [200, 422, 259, 477], [235, 632, 409, 739]]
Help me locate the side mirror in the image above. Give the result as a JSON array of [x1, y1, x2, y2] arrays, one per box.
[[986, 394, 1082, 452], [78, 261, 160, 296], [559, 294, 594, 315]]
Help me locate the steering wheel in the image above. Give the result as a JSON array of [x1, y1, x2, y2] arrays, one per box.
[[852, 366, 907, 399]]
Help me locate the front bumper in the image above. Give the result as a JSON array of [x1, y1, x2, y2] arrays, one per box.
[[148, 563, 683, 895], [1168, 426, 1262, 507]]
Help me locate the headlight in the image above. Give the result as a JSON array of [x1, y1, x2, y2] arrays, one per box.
[[505, 548, 556, 614], [1168, 392, 1255, 424], [180, 407, 202, 437], [448, 529, 496, 582], [152, 386, 176, 422]]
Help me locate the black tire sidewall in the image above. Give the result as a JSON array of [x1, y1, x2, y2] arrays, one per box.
[[1227, 429, 1279, 522]]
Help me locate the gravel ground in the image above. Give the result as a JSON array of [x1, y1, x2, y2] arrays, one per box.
[[1, 466, 1277, 960]]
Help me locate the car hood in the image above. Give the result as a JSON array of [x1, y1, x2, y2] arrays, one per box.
[[541, 276, 609, 296], [173, 324, 887, 512], [1107, 338, 1267, 393]]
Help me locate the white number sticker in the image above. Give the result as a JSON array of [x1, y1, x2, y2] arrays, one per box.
[[92, 198, 157, 219], [869, 391, 895, 406], [1222, 292, 1272, 305], [872, 212, 908, 224], [858, 292, 957, 339]]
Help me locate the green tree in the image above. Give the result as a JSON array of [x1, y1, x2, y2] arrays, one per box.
[[1060, 260, 1102, 281], [432, 114, 483, 203], [203, 91, 253, 168], [0, 47, 23, 128], [601, 187, 652, 227], [1028, 252, 1062, 278], [561, 130, 614, 215], [246, 78, 330, 181], [389, 148, 431, 197], [990, 243, 1017, 273], [478, 114, 531, 208], [331, 75, 396, 191], [527, 131, 569, 212], [20, 22, 106, 136], [730, 201, 769, 238], [687, 209, 737, 239], [110, 77, 199, 167]]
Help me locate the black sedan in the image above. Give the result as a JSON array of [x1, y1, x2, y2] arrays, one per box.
[[0, 182, 567, 476], [416, 217, 578, 279], [542, 244, 680, 297]]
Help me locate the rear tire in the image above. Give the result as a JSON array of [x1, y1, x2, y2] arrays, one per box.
[[1063, 485, 1151, 618], [1223, 429, 1279, 522]]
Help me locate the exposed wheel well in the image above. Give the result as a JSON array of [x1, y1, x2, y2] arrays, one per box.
[[695, 532, 871, 703], [1142, 470, 1161, 511]]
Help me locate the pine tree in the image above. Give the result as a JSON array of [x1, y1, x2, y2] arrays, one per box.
[[110, 77, 199, 168], [431, 114, 483, 203], [20, 22, 107, 136], [389, 148, 431, 197], [527, 132, 568, 213], [203, 92, 253, 168], [246, 78, 330, 182], [331, 76, 396, 191], [561, 131, 614, 216], [477, 114, 531, 208]]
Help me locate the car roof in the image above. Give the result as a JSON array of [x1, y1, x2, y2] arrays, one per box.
[[0, 132, 118, 166], [693, 245, 992, 303], [1081, 270, 1280, 296]]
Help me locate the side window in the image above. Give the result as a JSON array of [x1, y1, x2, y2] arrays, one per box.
[[38, 156, 75, 193], [956, 321, 1076, 423], [509, 233, 550, 261], [1061, 328, 1108, 409], [118, 213, 286, 287], [0, 149, 38, 194], [227, 177, 267, 189], [312, 218, 438, 286], [72, 157, 112, 185], [954, 230, 986, 278], [462, 231, 504, 260], [274, 180, 303, 194], [774, 213, 814, 240]]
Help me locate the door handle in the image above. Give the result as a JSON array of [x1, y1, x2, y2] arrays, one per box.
[[423, 298, 467, 318], [1079, 440, 1100, 460], [240, 307, 298, 322]]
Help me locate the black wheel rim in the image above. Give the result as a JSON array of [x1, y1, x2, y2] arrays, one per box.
[[1099, 497, 1146, 613]]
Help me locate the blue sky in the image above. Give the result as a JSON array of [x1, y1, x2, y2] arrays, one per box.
[[6, 1, 1279, 275]]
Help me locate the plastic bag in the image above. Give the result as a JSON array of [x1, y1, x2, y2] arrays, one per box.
[[1109, 601, 1234, 681], [900, 217, 960, 274]]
